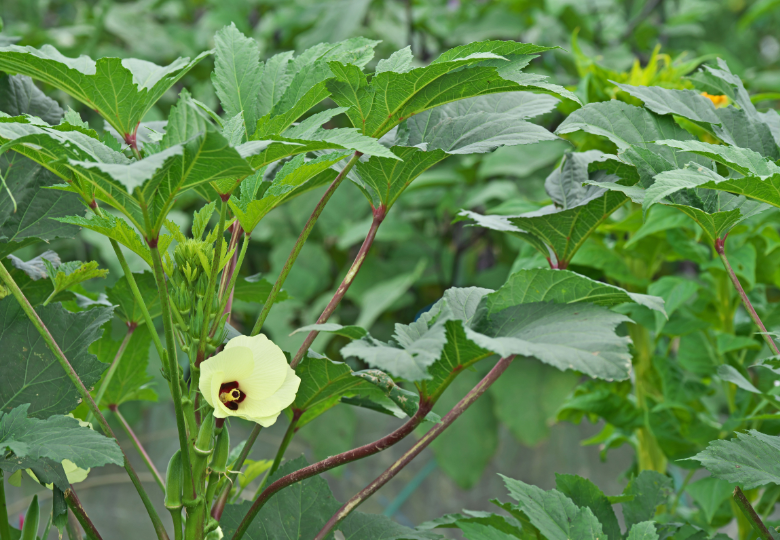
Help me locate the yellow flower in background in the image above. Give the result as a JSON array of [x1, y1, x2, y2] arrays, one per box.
[[199, 334, 300, 426], [701, 92, 729, 107]]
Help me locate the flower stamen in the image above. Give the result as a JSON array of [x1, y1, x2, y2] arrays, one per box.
[[218, 381, 246, 411]]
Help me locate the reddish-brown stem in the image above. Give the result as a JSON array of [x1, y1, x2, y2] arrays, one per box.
[[291, 205, 386, 368], [313, 355, 515, 539], [250, 151, 363, 337], [716, 236, 780, 355], [229, 397, 434, 540], [110, 405, 166, 492], [64, 487, 104, 540]]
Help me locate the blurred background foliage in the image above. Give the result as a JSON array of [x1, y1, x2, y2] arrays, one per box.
[[3, 0, 780, 535]]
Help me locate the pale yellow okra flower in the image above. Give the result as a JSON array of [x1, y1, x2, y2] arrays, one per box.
[[198, 334, 300, 426]]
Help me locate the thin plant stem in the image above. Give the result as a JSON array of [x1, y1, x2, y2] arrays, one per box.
[[86, 323, 137, 425], [716, 237, 780, 355], [254, 412, 302, 498], [147, 240, 195, 506], [109, 405, 166, 492], [0, 262, 170, 540], [313, 355, 515, 539], [196, 198, 229, 367], [212, 230, 250, 336], [291, 206, 386, 368], [211, 424, 262, 520], [230, 397, 435, 540], [92, 204, 165, 360], [108, 237, 166, 359], [250, 152, 362, 336], [0, 471, 11, 540], [218, 223, 242, 300], [733, 486, 776, 540], [64, 488, 103, 540]]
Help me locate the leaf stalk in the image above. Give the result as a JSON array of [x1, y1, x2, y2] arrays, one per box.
[[313, 355, 515, 539], [250, 151, 363, 336], [109, 404, 166, 492], [291, 205, 386, 368]]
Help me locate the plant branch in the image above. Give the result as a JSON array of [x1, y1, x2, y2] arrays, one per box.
[[261, 411, 302, 489], [196, 198, 229, 367], [733, 486, 778, 540], [230, 396, 434, 540], [211, 424, 262, 520], [91, 204, 165, 360], [64, 487, 103, 540], [0, 472, 11, 540], [250, 151, 363, 336], [716, 237, 780, 355], [291, 205, 386, 368], [213, 229, 250, 337], [109, 405, 166, 492], [147, 239, 195, 506], [87, 323, 137, 426], [313, 355, 515, 539], [0, 262, 169, 540]]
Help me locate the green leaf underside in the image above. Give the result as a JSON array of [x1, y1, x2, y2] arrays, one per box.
[[0, 300, 111, 417], [0, 404, 123, 469], [0, 44, 210, 136], [487, 268, 665, 316], [0, 152, 81, 247], [342, 285, 631, 382], [693, 430, 780, 489]]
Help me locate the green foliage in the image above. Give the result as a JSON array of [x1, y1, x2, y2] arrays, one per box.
[[0, 299, 110, 417]]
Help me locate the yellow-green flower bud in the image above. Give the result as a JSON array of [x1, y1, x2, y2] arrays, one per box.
[[164, 450, 183, 510]]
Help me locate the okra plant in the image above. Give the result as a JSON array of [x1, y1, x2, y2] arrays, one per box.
[[2, 14, 780, 540], [0, 23, 649, 540]]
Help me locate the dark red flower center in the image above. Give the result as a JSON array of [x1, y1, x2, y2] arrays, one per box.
[[218, 381, 246, 411]]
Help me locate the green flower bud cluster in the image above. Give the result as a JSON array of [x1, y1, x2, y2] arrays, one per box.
[[168, 239, 228, 357]]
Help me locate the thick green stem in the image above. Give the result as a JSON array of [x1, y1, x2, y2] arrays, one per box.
[[733, 486, 778, 540], [110, 405, 166, 492], [0, 263, 169, 540], [211, 424, 262, 520], [250, 152, 362, 336], [0, 472, 11, 540], [170, 511, 183, 540], [87, 323, 136, 425], [312, 355, 516, 540], [147, 240, 196, 507], [717, 238, 780, 355], [196, 198, 229, 366], [64, 488, 103, 540], [291, 206, 385, 368]]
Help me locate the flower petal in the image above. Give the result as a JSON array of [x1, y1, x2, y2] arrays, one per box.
[[238, 366, 301, 423], [227, 335, 288, 399], [199, 346, 254, 409]]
